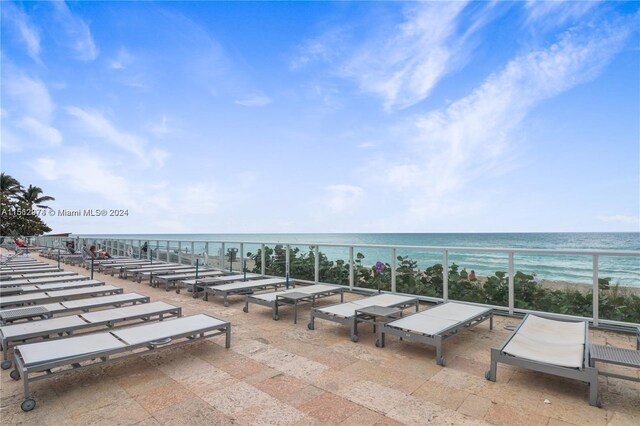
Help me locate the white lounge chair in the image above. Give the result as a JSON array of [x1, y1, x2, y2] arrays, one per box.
[[0, 301, 181, 370], [204, 278, 289, 307], [244, 284, 345, 323], [0, 279, 104, 296], [177, 273, 263, 297], [0, 285, 123, 309], [485, 314, 600, 406], [0, 293, 150, 325], [10, 314, 231, 412], [378, 302, 493, 366], [308, 293, 420, 342], [153, 270, 223, 291]]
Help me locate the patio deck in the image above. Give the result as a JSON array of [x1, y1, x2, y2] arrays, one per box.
[[0, 253, 638, 425]]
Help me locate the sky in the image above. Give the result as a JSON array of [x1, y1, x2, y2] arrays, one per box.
[[1, 1, 639, 234]]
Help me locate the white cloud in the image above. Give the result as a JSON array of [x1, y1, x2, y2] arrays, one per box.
[[382, 18, 634, 220], [17, 116, 63, 146], [52, 1, 98, 61], [357, 142, 376, 149], [65, 106, 167, 167], [597, 215, 640, 226], [323, 184, 364, 214], [149, 115, 173, 137], [109, 48, 133, 70], [234, 95, 272, 107], [525, 1, 597, 28], [342, 2, 470, 111], [2, 2, 41, 62], [4, 74, 55, 122]]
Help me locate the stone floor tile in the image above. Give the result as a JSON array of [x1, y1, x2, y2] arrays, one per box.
[[298, 391, 361, 424], [133, 382, 195, 413], [386, 395, 447, 425], [484, 403, 549, 426], [457, 394, 494, 420], [412, 382, 469, 411], [234, 399, 306, 425], [282, 385, 326, 408], [339, 380, 409, 415], [203, 381, 274, 416], [152, 398, 233, 425], [339, 407, 404, 425], [254, 374, 309, 400], [70, 398, 150, 426]]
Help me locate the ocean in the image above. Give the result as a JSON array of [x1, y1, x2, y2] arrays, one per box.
[[78, 233, 640, 287]]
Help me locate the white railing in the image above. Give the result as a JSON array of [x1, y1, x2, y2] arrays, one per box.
[[34, 235, 640, 330]]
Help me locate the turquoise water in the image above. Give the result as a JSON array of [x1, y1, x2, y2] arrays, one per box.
[[78, 233, 640, 287]]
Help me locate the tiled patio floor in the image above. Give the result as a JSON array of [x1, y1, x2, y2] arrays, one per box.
[[1, 255, 638, 425]]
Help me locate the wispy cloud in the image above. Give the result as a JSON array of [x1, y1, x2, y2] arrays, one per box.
[[342, 2, 470, 111], [65, 106, 168, 167], [2, 2, 41, 62], [323, 184, 364, 214], [149, 115, 174, 137], [234, 95, 272, 107], [525, 1, 598, 28], [383, 17, 635, 220], [52, 1, 98, 61], [109, 47, 133, 70], [3, 71, 63, 147], [597, 215, 640, 226]]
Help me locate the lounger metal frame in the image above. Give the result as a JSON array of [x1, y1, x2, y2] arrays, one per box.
[[485, 313, 600, 407], [308, 296, 420, 342], [0, 286, 124, 309], [0, 293, 150, 324], [377, 304, 493, 366], [177, 273, 263, 297], [10, 315, 231, 412], [204, 278, 290, 306], [244, 285, 345, 323], [0, 303, 182, 369], [0, 279, 104, 296], [153, 270, 222, 291]]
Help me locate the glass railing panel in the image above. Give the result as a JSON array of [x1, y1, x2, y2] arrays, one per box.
[[316, 245, 349, 286], [446, 250, 509, 307], [598, 255, 640, 324], [222, 243, 241, 273], [395, 248, 444, 298], [242, 243, 262, 274], [353, 246, 392, 292], [288, 245, 315, 282], [513, 253, 593, 317]]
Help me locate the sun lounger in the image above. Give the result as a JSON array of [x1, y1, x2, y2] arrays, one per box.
[[377, 302, 493, 366], [308, 293, 420, 342], [0, 271, 77, 281], [177, 273, 263, 297], [135, 266, 196, 283], [101, 261, 153, 276], [153, 270, 223, 291], [120, 263, 180, 280], [9, 313, 231, 412], [0, 279, 104, 296], [0, 301, 181, 370], [0, 293, 150, 325], [204, 277, 289, 306], [91, 259, 144, 272], [0, 266, 58, 275], [244, 284, 345, 323], [0, 285, 122, 309], [485, 314, 600, 406], [0, 275, 91, 288]]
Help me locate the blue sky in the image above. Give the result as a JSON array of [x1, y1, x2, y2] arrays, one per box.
[[1, 1, 639, 234]]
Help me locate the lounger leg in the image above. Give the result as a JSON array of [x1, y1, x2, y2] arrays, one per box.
[[489, 313, 494, 330], [243, 299, 249, 313], [435, 336, 446, 366], [376, 327, 385, 348], [485, 348, 499, 381], [226, 324, 232, 349], [273, 302, 279, 321], [415, 301, 419, 312], [340, 292, 344, 302], [587, 367, 600, 407], [223, 294, 229, 307], [350, 318, 359, 342], [308, 311, 315, 330]]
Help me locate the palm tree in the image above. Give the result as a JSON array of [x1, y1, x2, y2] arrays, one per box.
[[18, 185, 55, 209], [0, 173, 23, 198]]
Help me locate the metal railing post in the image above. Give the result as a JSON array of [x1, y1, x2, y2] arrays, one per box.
[[178, 242, 182, 264], [593, 255, 599, 327], [508, 252, 514, 315], [204, 242, 209, 266], [285, 244, 290, 289], [443, 250, 449, 302], [221, 242, 226, 270], [314, 245, 320, 284], [391, 248, 397, 293], [240, 243, 245, 273], [166, 241, 170, 262], [91, 257, 94, 280], [261, 244, 266, 276], [191, 242, 195, 265], [349, 246, 354, 290]]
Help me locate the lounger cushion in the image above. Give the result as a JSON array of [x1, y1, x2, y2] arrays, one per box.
[[420, 302, 489, 322], [17, 333, 126, 366], [214, 278, 285, 291], [385, 314, 459, 336], [503, 315, 586, 369], [317, 302, 362, 317], [60, 293, 146, 309], [80, 301, 177, 323], [1, 315, 86, 338], [353, 294, 414, 307], [111, 314, 226, 345]]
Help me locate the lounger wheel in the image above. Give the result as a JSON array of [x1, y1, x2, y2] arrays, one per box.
[[351, 335, 359, 343], [274, 315, 280, 321], [375, 339, 382, 348], [10, 370, 20, 380], [243, 306, 248, 313], [485, 370, 491, 380], [596, 397, 603, 408], [437, 357, 446, 366], [21, 398, 36, 412], [223, 301, 230, 307], [307, 323, 314, 330], [1, 360, 12, 370]]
